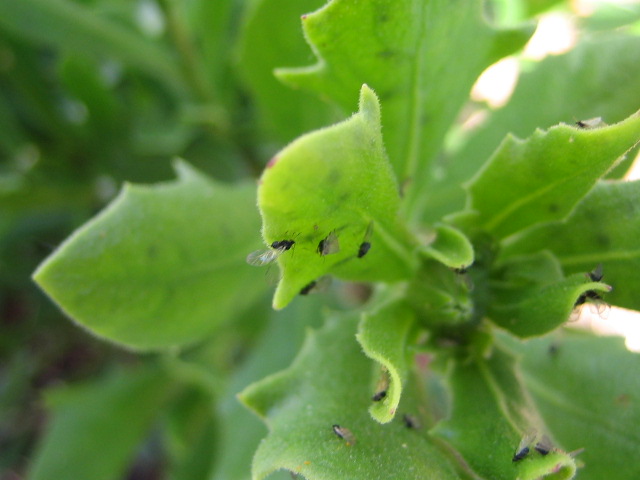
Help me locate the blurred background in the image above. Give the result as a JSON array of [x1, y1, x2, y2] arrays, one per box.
[[1, 0, 640, 479]]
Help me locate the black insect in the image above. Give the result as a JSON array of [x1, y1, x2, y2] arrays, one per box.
[[357, 222, 374, 258], [371, 390, 387, 402], [534, 435, 554, 456], [574, 264, 607, 307], [403, 414, 420, 429], [300, 281, 316, 296], [246, 239, 296, 266], [513, 430, 537, 462], [357, 241, 371, 258], [332, 424, 356, 445], [317, 231, 340, 255], [299, 276, 331, 296], [575, 117, 604, 129]]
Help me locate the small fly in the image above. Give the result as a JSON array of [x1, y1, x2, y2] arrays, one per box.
[[317, 231, 340, 256], [575, 117, 605, 129], [573, 264, 611, 317], [403, 414, 421, 429], [534, 435, 554, 456], [372, 367, 390, 402], [332, 424, 356, 445], [246, 239, 295, 266]]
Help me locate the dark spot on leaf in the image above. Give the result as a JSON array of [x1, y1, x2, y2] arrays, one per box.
[[616, 393, 631, 407], [147, 245, 158, 258], [596, 233, 610, 247], [548, 203, 559, 213], [377, 50, 395, 58]]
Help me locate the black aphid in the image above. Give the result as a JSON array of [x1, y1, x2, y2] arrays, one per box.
[[371, 390, 387, 402], [512, 446, 530, 462], [357, 241, 371, 258]]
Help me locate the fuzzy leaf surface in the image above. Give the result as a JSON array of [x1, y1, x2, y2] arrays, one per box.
[[240, 315, 461, 480], [431, 346, 577, 480], [33, 162, 265, 350], [258, 85, 416, 309], [501, 180, 640, 311], [28, 366, 175, 480], [277, 0, 532, 214], [510, 332, 640, 480], [357, 301, 415, 423], [465, 111, 640, 239]]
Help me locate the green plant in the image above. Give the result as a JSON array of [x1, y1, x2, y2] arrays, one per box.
[[5, 0, 640, 479]]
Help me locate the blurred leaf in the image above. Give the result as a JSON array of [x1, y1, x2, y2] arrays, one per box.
[[277, 0, 533, 215], [240, 314, 461, 480], [427, 35, 640, 221], [258, 85, 416, 309], [432, 345, 577, 480], [0, 0, 186, 95], [33, 161, 266, 350], [501, 180, 640, 311], [420, 224, 474, 269], [237, 0, 336, 143], [356, 301, 415, 423], [211, 296, 325, 480], [28, 365, 175, 480], [465, 111, 640, 239], [509, 331, 640, 480]]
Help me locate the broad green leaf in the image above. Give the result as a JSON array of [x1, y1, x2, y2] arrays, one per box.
[[420, 224, 474, 269], [33, 161, 266, 350], [501, 180, 640, 311], [258, 85, 417, 310], [488, 253, 611, 338], [425, 35, 640, 221], [211, 297, 325, 480], [237, 0, 337, 142], [276, 0, 533, 216], [465, 111, 640, 239], [28, 366, 176, 480], [356, 301, 415, 423], [431, 345, 578, 480], [509, 332, 640, 480], [0, 0, 186, 95], [240, 315, 461, 480]]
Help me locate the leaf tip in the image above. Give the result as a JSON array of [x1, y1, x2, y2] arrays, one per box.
[[358, 84, 381, 125]]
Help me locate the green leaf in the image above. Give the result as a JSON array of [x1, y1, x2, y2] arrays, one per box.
[[501, 180, 640, 311], [28, 366, 176, 480], [276, 0, 533, 215], [426, 35, 640, 221], [33, 161, 266, 350], [431, 345, 578, 480], [465, 111, 640, 239], [488, 251, 611, 338], [240, 315, 461, 480], [356, 301, 415, 423], [420, 224, 474, 269], [0, 0, 186, 95], [510, 332, 640, 480], [236, 0, 337, 142], [211, 297, 326, 480], [258, 85, 417, 310]]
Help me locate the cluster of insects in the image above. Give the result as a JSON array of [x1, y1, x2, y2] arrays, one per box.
[[572, 263, 611, 318], [246, 223, 375, 295], [512, 430, 554, 462]]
